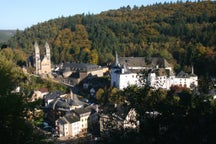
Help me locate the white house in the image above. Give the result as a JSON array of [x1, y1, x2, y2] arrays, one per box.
[[173, 70, 198, 88], [73, 108, 91, 133], [111, 65, 141, 90], [111, 53, 198, 90], [146, 68, 175, 89]]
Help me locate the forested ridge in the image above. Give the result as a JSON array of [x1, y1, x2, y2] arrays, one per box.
[[6, 1, 216, 76], [0, 30, 16, 43]]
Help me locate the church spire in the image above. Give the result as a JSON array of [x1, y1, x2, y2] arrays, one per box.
[[115, 51, 119, 66], [45, 42, 50, 60], [34, 42, 41, 74]]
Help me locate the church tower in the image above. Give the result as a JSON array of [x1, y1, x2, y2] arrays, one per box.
[[34, 42, 51, 75], [44, 41, 51, 74], [34, 42, 41, 74], [45, 42, 50, 61]]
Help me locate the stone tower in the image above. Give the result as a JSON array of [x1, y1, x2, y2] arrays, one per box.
[[34, 42, 51, 75], [45, 42, 50, 61], [34, 42, 41, 75]]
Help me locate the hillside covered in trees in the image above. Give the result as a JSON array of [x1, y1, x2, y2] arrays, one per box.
[[0, 30, 16, 43], [5, 1, 216, 76]]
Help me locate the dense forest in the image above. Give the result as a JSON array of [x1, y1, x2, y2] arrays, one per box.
[[4, 1, 216, 76]]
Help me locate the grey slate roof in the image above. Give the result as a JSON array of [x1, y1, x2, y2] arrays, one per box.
[[44, 91, 63, 101], [155, 68, 171, 76], [115, 104, 131, 120], [176, 71, 190, 78], [118, 57, 172, 68], [49, 98, 70, 111], [64, 112, 80, 123], [59, 111, 80, 124], [62, 62, 101, 72], [72, 94, 87, 106], [73, 107, 91, 115], [49, 95, 87, 111]]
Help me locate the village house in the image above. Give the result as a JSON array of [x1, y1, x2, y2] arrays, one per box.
[[173, 70, 198, 88], [44, 90, 88, 125], [44, 91, 65, 107], [55, 62, 108, 85], [100, 103, 140, 134], [31, 88, 49, 102], [55, 105, 99, 137], [55, 111, 81, 137], [42, 89, 101, 138]]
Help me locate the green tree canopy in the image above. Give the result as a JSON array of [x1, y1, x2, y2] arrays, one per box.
[[0, 52, 53, 144]]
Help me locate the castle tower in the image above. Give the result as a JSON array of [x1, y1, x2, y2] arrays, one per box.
[[34, 42, 41, 74]]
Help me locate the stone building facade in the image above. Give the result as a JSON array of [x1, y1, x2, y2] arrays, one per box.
[[34, 42, 51, 75]]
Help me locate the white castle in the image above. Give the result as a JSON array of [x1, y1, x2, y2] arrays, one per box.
[[34, 42, 51, 75], [111, 52, 198, 90]]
